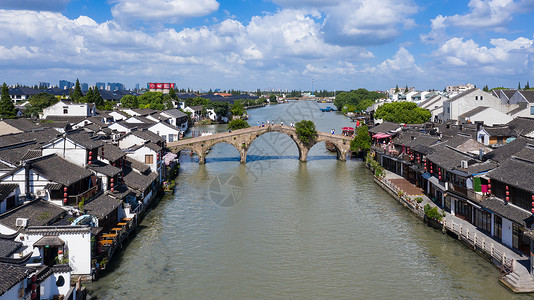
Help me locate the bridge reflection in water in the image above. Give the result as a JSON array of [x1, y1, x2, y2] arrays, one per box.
[[167, 125, 353, 164]]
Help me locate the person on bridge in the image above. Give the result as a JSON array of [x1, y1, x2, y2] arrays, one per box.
[[331, 129, 335, 135], [257, 121, 260, 127], [281, 121, 283, 126], [267, 120, 270, 126], [262, 122, 265, 127]]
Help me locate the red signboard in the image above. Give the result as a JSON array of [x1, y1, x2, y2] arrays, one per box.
[[156, 83, 163, 89], [163, 83, 170, 89], [149, 83, 156, 89], [170, 83, 175, 89]]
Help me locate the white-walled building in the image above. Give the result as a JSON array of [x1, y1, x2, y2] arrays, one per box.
[[41, 101, 95, 119]]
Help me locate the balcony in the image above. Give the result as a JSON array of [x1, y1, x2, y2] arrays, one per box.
[[66, 185, 99, 206], [449, 183, 468, 197]]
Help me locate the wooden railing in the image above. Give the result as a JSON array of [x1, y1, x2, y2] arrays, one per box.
[[449, 183, 468, 197], [67, 185, 99, 205], [444, 219, 515, 277]]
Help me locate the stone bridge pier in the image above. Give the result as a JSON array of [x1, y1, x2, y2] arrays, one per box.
[[167, 125, 353, 164]]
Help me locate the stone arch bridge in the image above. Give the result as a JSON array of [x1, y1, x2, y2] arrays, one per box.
[[167, 125, 353, 164]]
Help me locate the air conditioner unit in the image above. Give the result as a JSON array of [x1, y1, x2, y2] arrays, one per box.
[[36, 190, 46, 197], [15, 218, 28, 228], [460, 160, 468, 169]]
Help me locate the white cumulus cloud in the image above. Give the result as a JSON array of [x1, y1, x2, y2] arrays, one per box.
[[111, 0, 220, 23]]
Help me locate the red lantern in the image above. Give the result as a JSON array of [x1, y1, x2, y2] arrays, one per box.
[[88, 161, 91, 165], [63, 198, 67, 204], [111, 187, 114, 192], [89, 156, 92, 161], [110, 183, 114, 188], [31, 292, 37, 300], [31, 283, 37, 290], [64, 192, 68, 198], [506, 185, 509, 190], [506, 196, 509, 202], [110, 178, 114, 183], [64, 187, 67, 192], [89, 151, 93, 156], [506, 191, 509, 196]]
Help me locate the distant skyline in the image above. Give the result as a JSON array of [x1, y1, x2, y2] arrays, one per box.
[[0, 0, 533, 91]]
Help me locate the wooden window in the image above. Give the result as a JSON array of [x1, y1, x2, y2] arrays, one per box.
[[145, 154, 153, 164]]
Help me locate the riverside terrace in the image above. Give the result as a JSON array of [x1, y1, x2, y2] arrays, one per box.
[[167, 125, 353, 164]]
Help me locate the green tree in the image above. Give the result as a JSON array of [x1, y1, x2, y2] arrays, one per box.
[[350, 124, 371, 153], [483, 85, 489, 92], [269, 94, 277, 104], [375, 102, 431, 124], [395, 85, 399, 93], [120, 95, 138, 108], [231, 102, 245, 117], [72, 79, 83, 102], [168, 88, 176, 100], [526, 81, 531, 90], [405, 85, 409, 93], [334, 88, 381, 111], [83, 87, 95, 104], [295, 120, 317, 145], [93, 86, 104, 107], [24, 92, 58, 117], [0, 83, 16, 118], [227, 119, 250, 130], [518, 82, 522, 90], [207, 101, 230, 120]]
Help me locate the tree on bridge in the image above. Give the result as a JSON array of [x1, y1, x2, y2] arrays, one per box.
[[350, 124, 371, 154], [228, 119, 250, 130], [295, 120, 317, 145]]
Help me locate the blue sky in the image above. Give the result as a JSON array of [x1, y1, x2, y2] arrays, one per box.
[[0, 0, 533, 91]]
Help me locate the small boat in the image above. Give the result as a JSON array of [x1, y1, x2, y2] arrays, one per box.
[[319, 106, 335, 112], [325, 142, 337, 152]]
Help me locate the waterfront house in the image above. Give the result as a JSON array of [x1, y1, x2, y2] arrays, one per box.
[[147, 121, 181, 143], [42, 130, 103, 168], [159, 108, 189, 131], [183, 105, 203, 121], [476, 125, 515, 147]]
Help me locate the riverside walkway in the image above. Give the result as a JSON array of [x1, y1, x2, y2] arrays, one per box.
[[376, 169, 534, 293], [167, 125, 353, 164]]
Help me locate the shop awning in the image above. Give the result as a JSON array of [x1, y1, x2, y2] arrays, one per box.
[[372, 133, 391, 139], [428, 176, 447, 191]]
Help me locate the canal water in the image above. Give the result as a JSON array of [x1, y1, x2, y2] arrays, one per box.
[[88, 101, 526, 299]]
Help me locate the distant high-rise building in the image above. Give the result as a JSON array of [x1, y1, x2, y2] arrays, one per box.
[[95, 82, 106, 90], [59, 80, 74, 90], [81, 83, 89, 92], [135, 83, 140, 91], [107, 82, 125, 91], [38, 81, 50, 89]]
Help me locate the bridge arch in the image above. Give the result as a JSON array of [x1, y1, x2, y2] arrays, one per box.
[[309, 139, 348, 161], [245, 127, 308, 162], [202, 140, 244, 163]]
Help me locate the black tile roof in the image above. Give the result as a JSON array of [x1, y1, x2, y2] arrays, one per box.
[[83, 194, 122, 220], [488, 156, 534, 193], [427, 145, 476, 170], [132, 108, 158, 116], [123, 166, 158, 192], [87, 160, 121, 177], [1, 119, 39, 132], [506, 117, 534, 136], [461, 160, 499, 174], [30, 155, 93, 186], [0, 143, 39, 165], [0, 184, 18, 201], [66, 130, 103, 150], [130, 129, 165, 144], [472, 196, 532, 227], [0, 262, 32, 296], [162, 108, 188, 118], [518, 91, 534, 103], [482, 125, 514, 137], [484, 136, 534, 162], [43, 115, 86, 124], [101, 143, 126, 162], [0, 238, 22, 258], [501, 89, 517, 99], [0, 128, 61, 148], [368, 121, 400, 134], [125, 157, 150, 173], [0, 199, 66, 230], [507, 102, 528, 115]]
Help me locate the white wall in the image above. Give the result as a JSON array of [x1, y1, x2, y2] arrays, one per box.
[[148, 123, 180, 143], [118, 134, 146, 149], [40, 271, 71, 299], [20, 227, 92, 276], [42, 138, 88, 167], [502, 218, 513, 248], [42, 102, 91, 118]]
